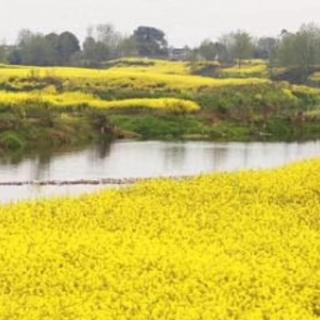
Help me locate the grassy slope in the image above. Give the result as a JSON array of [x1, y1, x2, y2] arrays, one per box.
[[1, 58, 320, 152], [0, 111, 105, 152]]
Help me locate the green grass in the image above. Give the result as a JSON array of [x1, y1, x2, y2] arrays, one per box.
[[0, 111, 112, 153], [109, 115, 208, 140], [108, 112, 320, 142]]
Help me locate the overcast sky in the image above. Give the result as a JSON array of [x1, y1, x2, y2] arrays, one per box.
[[2, 0, 320, 46]]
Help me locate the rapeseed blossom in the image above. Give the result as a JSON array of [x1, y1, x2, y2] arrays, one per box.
[[0, 91, 200, 113], [0, 65, 270, 93], [221, 64, 268, 78], [0, 160, 319, 319]]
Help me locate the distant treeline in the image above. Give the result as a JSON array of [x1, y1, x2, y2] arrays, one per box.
[[1, 23, 320, 78], [0, 25, 167, 67]]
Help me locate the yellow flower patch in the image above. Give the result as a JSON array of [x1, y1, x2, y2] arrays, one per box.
[[0, 160, 319, 319]]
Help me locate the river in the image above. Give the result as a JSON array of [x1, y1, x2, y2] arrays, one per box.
[[1, 140, 320, 203]]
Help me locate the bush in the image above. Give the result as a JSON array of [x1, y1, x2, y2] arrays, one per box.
[[0, 132, 25, 150]]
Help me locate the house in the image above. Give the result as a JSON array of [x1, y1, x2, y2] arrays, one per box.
[[168, 47, 191, 61]]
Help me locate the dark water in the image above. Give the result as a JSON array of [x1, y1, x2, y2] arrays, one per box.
[[1, 140, 320, 204]]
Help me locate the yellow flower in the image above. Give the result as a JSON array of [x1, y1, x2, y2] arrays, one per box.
[[0, 160, 319, 319]]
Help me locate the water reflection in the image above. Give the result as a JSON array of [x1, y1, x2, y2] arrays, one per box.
[[1, 140, 320, 203], [163, 145, 187, 170]]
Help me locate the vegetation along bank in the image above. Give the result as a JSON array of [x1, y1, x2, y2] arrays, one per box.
[[1, 59, 320, 153]]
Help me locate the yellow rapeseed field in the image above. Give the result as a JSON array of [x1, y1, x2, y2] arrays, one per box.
[[221, 64, 268, 79], [106, 58, 192, 75], [0, 66, 270, 93], [0, 91, 200, 113], [108, 59, 220, 76], [309, 72, 320, 85], [0, 160, 319, 319]]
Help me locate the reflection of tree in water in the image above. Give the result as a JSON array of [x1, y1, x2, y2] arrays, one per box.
[[0, 150, 29, 166], [243, 144, 250, 169], [0, 147, 55, 168], [163, 145, 187, 173], [32, 152, 52, 181], [213, 146, 229, 170], [284, 142, 293, 162], [97, 141, 112, 159], [86, 142, 112, 170], [203, 145, 229, 171]]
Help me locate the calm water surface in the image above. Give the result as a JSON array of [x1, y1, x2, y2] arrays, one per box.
[[1, 140, 320, 203]]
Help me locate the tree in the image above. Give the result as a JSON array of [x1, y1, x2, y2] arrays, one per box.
[[8, 49, 22, 65], [217, 35, 234, 63], [16, 31, 54, 66], [133, 26, 168, 57], [45, 33, 60, 65], [57, 32, 80, 65], [228, 31, 254, 67], [198, 40, 217, 61], [197, 40, 231, 63], [82, 36, 110, 66], [219, 31, 254, 66], [81, 24, 124, 63], [0, 43, 9, 63], [276, 23, 320, 80], [11, 30, 80, 66], [214, 42, 230, 63], [118, 36, 138, 57], [96, 24, 122, 51], [255, 37, 278, 60], [17, 29, 34, 47]]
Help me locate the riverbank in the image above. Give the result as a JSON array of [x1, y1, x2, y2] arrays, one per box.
[[110, 114, 320, 142], [0, 110, 118, 153], [1, 111, 320, 154], [1, 61, 320, 153]]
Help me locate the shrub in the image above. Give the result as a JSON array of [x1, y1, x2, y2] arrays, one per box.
[[0, 132, 25, 150]]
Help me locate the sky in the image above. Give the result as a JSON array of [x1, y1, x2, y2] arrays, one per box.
[[2, 0, 320, 47]]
